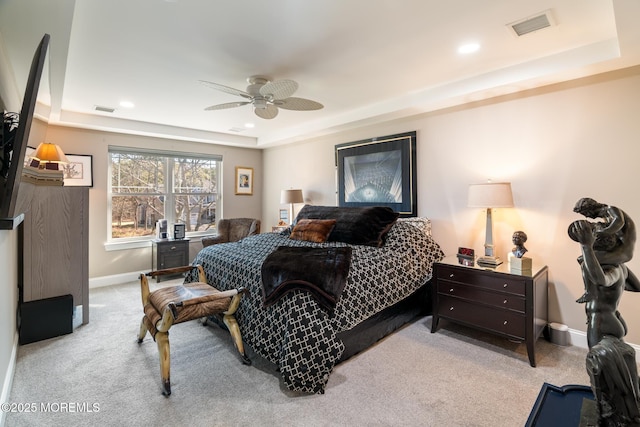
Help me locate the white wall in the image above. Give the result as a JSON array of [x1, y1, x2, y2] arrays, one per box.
[[264, 66, 640, 344], [0, 229, 18, 416]]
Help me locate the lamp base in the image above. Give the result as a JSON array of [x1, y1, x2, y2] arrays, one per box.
[[476, 256, 503, 267]]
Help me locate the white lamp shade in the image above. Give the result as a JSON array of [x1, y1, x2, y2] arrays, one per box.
[[280, 189, 304, 204], [467, 182, 514, 208]]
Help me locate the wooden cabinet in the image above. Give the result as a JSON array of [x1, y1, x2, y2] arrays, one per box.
[[22, 186, 89, 324], [431, 255, 548, 366], [152, 239, 190, 281]]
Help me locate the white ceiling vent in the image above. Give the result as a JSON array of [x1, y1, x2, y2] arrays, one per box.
[[507, 10, 555, 37], [94, 105, 115, 113]]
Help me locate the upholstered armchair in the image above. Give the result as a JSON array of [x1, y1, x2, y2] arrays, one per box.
[[201, 218, 261, 247]]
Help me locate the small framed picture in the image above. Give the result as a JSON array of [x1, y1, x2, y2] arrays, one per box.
[[278, 208, 288, 225], [63, 154, 93, 187], [235, 166, 253, 195], [24, 145, 36, 167]]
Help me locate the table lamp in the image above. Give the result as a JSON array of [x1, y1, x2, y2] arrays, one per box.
[[22, 142, 68, 185], [468, 182, 514, 266], [280, 189, 303, 225]]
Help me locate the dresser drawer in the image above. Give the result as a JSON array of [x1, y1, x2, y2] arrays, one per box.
[[437, 281, 525, 312], [437, 294, 525, 339], [157, 241, 188, 254], [437, 265, 526, 296]]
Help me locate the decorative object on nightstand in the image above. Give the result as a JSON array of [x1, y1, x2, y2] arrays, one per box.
[[280, 188, 303, 225], [431, 255, 548, 367], [278, 208, 288, 225], [156, 219, 168, 239], [509, 230, 532, 273], [173, 223, 185, 239], [467, 181, 514, 267], [457, 247, 475, 266]]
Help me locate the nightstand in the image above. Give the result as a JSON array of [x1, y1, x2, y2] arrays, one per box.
[[151, 239, 190, 282], [431, 255, 548, 366]]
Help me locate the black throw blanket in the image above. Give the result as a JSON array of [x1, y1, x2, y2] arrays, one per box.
[[261, 246, 352, 311]]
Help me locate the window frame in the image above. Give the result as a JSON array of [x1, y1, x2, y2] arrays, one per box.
[[106, 146, 222, 249]]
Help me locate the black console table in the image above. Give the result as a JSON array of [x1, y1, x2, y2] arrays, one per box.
[[526, 383, 595, 426]]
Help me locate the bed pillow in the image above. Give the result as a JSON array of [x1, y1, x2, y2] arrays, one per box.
[[397, 217, 432, 237], [295, 205, 399, 247], [289, 219, 337, 243]]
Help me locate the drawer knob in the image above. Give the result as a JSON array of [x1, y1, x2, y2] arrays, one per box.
[[449, 306, 454, 311], [449, 273, 455, 278], [503, 321, 508, 325], [503, 299, 508, 304], [170, 246, 176, 250], [503, 283, 508, 288], [449, 288, 454, 293]]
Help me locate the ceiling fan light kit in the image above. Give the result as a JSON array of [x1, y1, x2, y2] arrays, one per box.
[[200, 75, 323, 119]]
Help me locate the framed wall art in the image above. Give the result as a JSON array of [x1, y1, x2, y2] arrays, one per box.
[[63, 154, 93, 187], [335, 131, 417, 217], [235, 166, 253, 195], [23, 145, 35, 167], [278, 208, 288, 225]]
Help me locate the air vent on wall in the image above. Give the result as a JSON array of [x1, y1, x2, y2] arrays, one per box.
[[507, 10, 555, 37], [94, 105, 115, 113]]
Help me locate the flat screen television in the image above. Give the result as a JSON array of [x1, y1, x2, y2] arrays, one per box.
[[0, 33, 49, 226]]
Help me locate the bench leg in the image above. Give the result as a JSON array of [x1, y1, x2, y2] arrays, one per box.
[[137, 317, 148, 343], [223, 314, 251, 365], [156, 331, 171, 396]]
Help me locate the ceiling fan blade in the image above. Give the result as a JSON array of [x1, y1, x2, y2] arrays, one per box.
[[277, 97, 324, 111], [254, 105, 279, 119], [204, 101, 250, 111], [260, 79, 298, 100], [199, 80, 251, 99]]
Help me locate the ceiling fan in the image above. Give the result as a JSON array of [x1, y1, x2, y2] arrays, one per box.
[[200, 75, 323, 119]]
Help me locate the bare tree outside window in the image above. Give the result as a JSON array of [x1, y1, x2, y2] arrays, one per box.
[[109, 150, 220, 239]]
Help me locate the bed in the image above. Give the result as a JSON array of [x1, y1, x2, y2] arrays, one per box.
[[186, 206, 444, 393]]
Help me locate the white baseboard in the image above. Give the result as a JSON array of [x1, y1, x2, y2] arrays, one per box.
[[89, 271, 141, 289], [1, 332, 18, 427], [567, 327, 640, 363]]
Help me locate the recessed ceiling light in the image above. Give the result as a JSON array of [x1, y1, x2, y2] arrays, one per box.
[[458, 43, 480, 54], [119, 101, 135, 108], [244, 123, 255, 128]]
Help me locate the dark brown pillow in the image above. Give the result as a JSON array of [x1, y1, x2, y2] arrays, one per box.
[[294, 205, 399, 247], [289, 219, 337, 243]]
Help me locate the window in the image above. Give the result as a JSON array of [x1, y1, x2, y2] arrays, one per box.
[[108, 147, 221, 241]]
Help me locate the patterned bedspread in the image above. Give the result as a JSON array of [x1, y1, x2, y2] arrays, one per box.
[[187, 220, 443, 393]]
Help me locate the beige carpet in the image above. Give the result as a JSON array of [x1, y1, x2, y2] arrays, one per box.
[[5, 280, 590, 427]]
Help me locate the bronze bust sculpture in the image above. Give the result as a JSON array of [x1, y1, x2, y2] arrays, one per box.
[[511, 231, 528, 258]]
